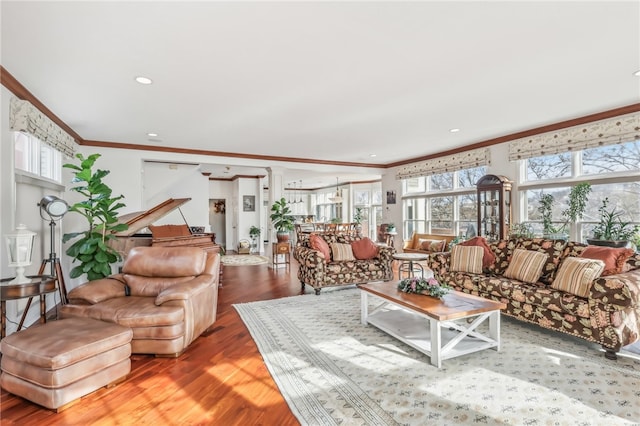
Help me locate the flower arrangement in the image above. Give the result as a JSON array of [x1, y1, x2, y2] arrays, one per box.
[[397, 276, 451, 298]]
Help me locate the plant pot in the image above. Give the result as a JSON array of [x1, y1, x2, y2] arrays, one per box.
[[542, 233, 568, 240], [276, 232, 290, 243], [586, 238, 629, 248]]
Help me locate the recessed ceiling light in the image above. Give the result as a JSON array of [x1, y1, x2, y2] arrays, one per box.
[[370, 154, 377, 158], [147, 132, 158, 137], [634, 70, 640, 77], [449, 128, 460, 133], [135, 76, 153, 85]]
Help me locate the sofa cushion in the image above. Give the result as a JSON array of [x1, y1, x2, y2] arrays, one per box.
[[450, 245, 484, 274], [503, 249, 548, 284], [487, 238, 518, 276], [516, 238, 567, 284], [580, 246, 635, 276], [551, 257, 605, 297], [310, 233, 331, 261], [351, 237, 378, 260], [330, 243, 356, 261], [419, 238, 446, 252], [458, 236, 496, 269]]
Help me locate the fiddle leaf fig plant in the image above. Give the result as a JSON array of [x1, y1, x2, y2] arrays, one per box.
[[62, 153, 128, 280]]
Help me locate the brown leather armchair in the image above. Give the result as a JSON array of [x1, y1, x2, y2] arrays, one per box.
[[61, 246, 220, 357]]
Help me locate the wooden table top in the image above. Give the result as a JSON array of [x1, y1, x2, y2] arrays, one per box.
[[0, 275, 57, 301], [357, 281, 506, 321]]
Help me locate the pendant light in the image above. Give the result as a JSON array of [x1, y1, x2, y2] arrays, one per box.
[[328, 178, 343, 203]]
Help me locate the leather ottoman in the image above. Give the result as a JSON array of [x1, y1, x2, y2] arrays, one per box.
[[0, 317, 132, 411]]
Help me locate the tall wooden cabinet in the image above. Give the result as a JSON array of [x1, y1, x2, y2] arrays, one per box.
[[476, 174, 512, 241]]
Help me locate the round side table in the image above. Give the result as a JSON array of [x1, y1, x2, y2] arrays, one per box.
[[1, 275, 57, 338], [392, 253, 429, 280]]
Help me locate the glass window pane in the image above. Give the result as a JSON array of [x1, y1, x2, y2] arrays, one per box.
[[583, 140, 640, 175], [526, 153, 571, 181], [458, 166, 486, 188], [405, 198, 426, 220], [372, 190, 382, 205], [430, 196, 453, 233], [404, 178, 425, 193], [14, 132, 31, 172], [430, 173, 453, 191], [354, 190, 369, 205]]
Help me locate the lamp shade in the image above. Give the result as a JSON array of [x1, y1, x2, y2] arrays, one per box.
[[39, 195, 69, 218], [5, 224, 36, 283]]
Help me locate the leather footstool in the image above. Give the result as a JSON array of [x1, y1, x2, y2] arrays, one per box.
[[0, 317, 132, 411]]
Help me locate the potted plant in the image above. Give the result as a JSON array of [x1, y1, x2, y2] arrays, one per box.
[[561, 182, 592, 232], [270, 197, 294, 242], [353, 207, 364, 236], [537, 193, 560, 237], [62, 153, 128, 280], [587, 197, 639, 248], [249, 225, 261, 253]]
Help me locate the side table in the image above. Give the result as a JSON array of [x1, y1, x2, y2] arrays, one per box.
[[392, 253, 429, 280], [1, 275, 57, 338], [272, 242, 291, 268]]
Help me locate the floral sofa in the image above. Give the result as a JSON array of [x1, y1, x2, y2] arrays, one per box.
[[294, 233, 395, 294], [428, 237, 640, 359]]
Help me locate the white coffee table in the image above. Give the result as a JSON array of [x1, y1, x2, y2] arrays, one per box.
[[358, 281, 506, 368]]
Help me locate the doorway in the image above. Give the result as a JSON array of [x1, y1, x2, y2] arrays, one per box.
[[209, 199, 226, 248]]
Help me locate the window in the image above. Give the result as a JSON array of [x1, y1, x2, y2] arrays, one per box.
[[14, 132, 62, 182], [401, 166, 486, 238], [520, 139, 640, 241]]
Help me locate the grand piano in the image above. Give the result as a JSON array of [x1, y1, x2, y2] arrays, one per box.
[[110, 198, 223, 278]]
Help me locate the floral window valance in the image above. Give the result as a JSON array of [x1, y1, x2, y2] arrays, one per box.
[[9, 97, 77, 158], [508, 112, 640, 161], [396, 147, 490, 180]]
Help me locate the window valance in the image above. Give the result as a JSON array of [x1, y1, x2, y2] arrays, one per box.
[[508, 112, 640, 161], [396, 147, 490, 180], [9, 97, 77, 158]]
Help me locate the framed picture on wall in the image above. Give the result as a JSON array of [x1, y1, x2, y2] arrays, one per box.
[[386, 190, 396, 205], [243, 195, 255, 212]]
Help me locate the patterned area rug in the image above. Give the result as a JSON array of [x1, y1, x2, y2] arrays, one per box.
[[234, 287, 640, 425], [221, 254, 268, 266]]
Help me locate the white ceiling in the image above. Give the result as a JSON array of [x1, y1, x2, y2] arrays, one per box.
[[2, 1, 639, 187]]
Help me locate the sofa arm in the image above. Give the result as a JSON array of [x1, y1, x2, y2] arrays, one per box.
[[155, 275, 214, 305], [376, 245, 396, 262], [589, 268, 640, 310], [295, 245, 328, 266], [428, 252, 451, 281], [67, 275, 128, 305]]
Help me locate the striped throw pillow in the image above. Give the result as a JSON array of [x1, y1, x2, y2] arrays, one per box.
[[450, 245, 484, 274], [330, 243, 356, 261], [551, 257, 605, 297], [503, 249, 548, 284]]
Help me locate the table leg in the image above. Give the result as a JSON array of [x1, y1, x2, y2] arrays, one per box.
[[1, 300, 6, 339], [40, 294, 47, 324], [490, 311, 501, 351], [430, 319, 442, 368], [360, 291, 368, 325]]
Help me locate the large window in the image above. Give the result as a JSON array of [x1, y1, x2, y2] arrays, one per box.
[[402, 166, 485, 238], [14, 132, 62, 182], [520, 140, 640, 241]]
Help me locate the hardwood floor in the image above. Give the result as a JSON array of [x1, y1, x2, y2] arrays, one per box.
[[0, 258, 307, 425]]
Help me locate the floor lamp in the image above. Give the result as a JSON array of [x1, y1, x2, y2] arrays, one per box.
[[37, 195, 69, 305]]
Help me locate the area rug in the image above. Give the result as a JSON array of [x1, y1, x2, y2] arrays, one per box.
[[234, 287, 640, 426], [221, 254, 268, 266]]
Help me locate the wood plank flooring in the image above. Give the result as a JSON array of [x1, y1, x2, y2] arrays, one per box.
[[0, 258, 308, 425]]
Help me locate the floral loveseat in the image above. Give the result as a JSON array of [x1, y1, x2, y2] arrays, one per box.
[[294, 233, 395, 294], [428, 237, 640, 359]]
